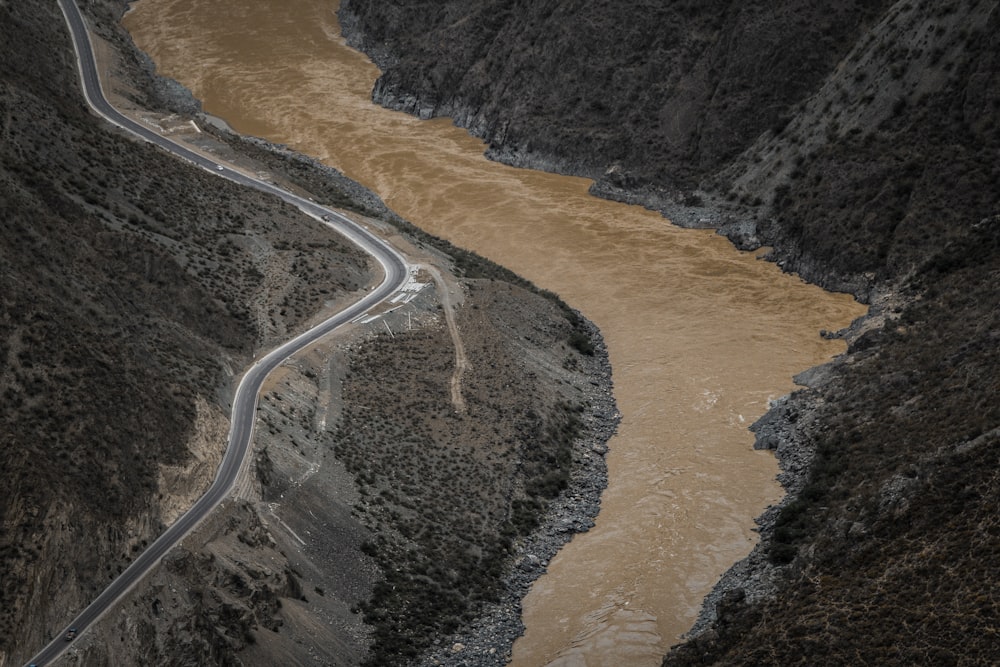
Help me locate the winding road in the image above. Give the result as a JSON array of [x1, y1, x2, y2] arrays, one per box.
[[25, 2, 410, 665]]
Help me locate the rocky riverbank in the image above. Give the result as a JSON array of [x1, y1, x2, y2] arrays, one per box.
[[679, 365, 842, 639], [418, 317, 619, 667]]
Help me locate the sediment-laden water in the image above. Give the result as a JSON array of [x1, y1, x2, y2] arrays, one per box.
[[125, 1, 864, 664]]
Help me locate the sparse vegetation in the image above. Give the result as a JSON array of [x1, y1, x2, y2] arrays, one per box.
[[327, 282, 593, 665], [341, 0, 892, 190], [0, 0, 371, 657], [6, 0, 998, 663]]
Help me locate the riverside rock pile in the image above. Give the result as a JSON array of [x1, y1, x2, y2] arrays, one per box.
[[420, 319, 619, 667]]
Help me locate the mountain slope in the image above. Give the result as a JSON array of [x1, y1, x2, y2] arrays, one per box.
[[340, 0, 892, 189], [340, 0, 1000, 294], [1, 1, 372, 659]]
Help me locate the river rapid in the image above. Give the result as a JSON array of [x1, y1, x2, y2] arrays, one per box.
[[125, 1, 865, 664]]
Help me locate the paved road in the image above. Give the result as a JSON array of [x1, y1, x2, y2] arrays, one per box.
[[26, 2, 409, 665]]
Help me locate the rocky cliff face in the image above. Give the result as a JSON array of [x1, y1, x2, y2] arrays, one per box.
[[339, 1, 1000, 664]]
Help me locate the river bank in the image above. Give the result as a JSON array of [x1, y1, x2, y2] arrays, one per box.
[[417, 317, 619, 667]]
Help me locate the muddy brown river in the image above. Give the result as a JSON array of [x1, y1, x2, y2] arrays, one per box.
[[125, 1, 865, 664]]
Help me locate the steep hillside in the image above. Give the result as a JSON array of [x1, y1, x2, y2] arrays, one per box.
[[722, 0, 1000, 295], [339, 0, 892, 190], [0, 1, 378, 660], [338, 0, 1000, 664], [0, 2, 384, 661], [666, 222, 1000, 665]]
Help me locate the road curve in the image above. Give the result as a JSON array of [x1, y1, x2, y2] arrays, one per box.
[[26, 2, 409, 665]]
